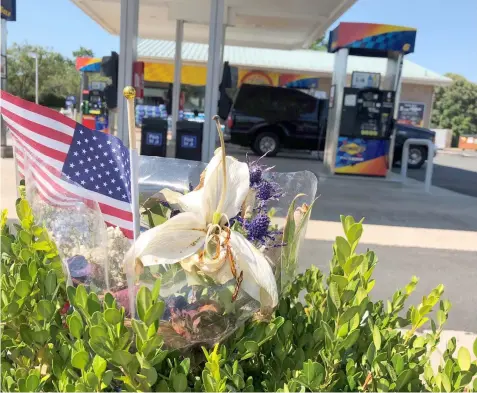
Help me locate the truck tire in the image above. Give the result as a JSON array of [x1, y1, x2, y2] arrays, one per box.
[[407, 146, 427, 169], [253, 131, 280, 157]]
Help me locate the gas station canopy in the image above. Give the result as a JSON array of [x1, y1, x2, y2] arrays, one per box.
[[71, 0, 356, 49]]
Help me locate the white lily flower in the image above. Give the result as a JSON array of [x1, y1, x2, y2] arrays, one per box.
[[125, 139, 279, 308]]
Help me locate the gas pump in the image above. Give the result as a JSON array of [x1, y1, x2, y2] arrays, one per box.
[[335, 87, 396, 176], [323, 22, 416, 177]]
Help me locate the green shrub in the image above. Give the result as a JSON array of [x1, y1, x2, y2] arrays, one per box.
[[1, 198, 476, 392]]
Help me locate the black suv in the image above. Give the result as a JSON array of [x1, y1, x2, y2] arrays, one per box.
[[225, 84, 435, 169]]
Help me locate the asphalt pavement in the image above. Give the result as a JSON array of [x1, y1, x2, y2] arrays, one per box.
[[392, 151, 477, 198], [299, 239, 477, 332]]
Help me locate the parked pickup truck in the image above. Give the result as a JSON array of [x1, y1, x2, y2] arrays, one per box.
[[224, 84, 436, 169]]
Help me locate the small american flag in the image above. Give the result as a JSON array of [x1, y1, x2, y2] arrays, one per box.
[[0, 91, 134, 239]]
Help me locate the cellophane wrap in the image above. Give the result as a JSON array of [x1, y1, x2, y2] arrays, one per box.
[[129, 155, 318, 349], [23, 151, 112, 293]]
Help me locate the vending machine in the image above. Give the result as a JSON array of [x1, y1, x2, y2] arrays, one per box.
[[335, 87, 395, 176]]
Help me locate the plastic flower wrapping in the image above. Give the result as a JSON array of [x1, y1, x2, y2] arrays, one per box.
[[20, 122, 317, 350], [124, 124, 318, 349]]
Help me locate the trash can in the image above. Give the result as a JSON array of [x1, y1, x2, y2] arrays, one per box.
[[175, 121, 203, 161], [140, 118, 168, 157]]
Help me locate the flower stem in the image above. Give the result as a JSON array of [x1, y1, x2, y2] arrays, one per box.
[[213, 115, 227, 224]]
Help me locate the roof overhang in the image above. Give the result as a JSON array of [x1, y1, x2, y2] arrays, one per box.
[[70, 0, 356, 50]]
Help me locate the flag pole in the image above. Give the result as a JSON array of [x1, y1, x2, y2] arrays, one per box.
[[123, 86, 140, 240]]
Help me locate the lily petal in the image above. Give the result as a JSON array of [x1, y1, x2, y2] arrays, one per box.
[[124, 212, 207, 268], [203, 149, 250, 221], [178, 188, 204, 215], [229, 231, 278, 308]]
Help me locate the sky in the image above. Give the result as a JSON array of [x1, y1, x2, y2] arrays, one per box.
[[4, 0, 477, 82]]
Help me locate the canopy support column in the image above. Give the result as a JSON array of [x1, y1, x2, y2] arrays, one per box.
[[202, 0, 225, 162], [171, 20, 184, 143], [117, 0, 139, 147]]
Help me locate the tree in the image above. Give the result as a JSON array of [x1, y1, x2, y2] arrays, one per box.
[[309, 35, 328, 51], [72, 47, 94, 58], [431, 73, 477, 137], [6, 43, 80, 106]]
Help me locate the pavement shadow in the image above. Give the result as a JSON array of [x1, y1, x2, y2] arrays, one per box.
[[393, 164, 477, 199]]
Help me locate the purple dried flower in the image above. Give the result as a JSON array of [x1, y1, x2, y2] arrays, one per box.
[[246, 214, 271, 242], [249, 165, 263, 186]]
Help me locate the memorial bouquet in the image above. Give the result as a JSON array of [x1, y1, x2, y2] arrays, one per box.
[[21, 86, 317, 349], [122, 117, 318, 348]]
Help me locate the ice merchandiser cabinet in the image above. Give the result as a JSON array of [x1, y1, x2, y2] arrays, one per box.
[[335, 88, 395, 176], [323, 22, 417, 177]]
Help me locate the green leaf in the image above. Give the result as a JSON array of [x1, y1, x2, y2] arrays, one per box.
[[102, 370, 113, 387], [202, 371, 215, 392], [346, 223, 363, 249], [37, 300, 55, 321], [172, 373, 187, 392], [144, 301, 165, 326], [26, 374, 40, 392], [15, 280, 30, 297], [111, 350, 133, 368], [391, 353, 404, 375], [67, 286, 76, 306], [68, 315, 84, 339], [86, 373, 99, 390], [339, 306, 359, 326], [104, 308, 122, 325], [340, 329, 360, 350], [89, 325, 107, 339], [132, 320, 148, 343], [87, 294, 101, 315], [372, 325, 382, 351], [75, 285, 88, 310], [244, 341, 259, 354], [92, 355, 107, 378], [302, 360, 316, 384], [32, 330, 49, 345], [136, 286, 152, 322], [71, 351, 89, 370], [395, 369, 412, 391], [437, 310, 446, 326], [334, 236, 351, 265], [142, 366, 158, 386], [18, 230, 32, 244], [473, 338, 477, 358], [441, 373, 451, 393], [329, 282, 341, 309], [16, 199, 32, 221], [457, 347, 471, 371], [44, 271, 57, 295], [343, 255, 363, 276], [151, 278, 162, 301], [341, 215, 355, 234], [366, 342, 376, 365], [1, 235, 12, 254], [330, 274, 348, 290]]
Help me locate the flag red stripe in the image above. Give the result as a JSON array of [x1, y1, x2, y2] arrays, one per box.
[[29, 161, 82, 203], [2, 106, 74, 145], [99, 202, 134, 222], [9, 126, 67, 162], [1, 90, 77, 129]]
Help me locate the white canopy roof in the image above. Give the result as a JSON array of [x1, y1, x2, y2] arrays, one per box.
[[138, 39, 452, 86], [70, 0, 356, 49]]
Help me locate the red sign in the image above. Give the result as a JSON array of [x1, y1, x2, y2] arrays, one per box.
[[133, 61, 145, 99]]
